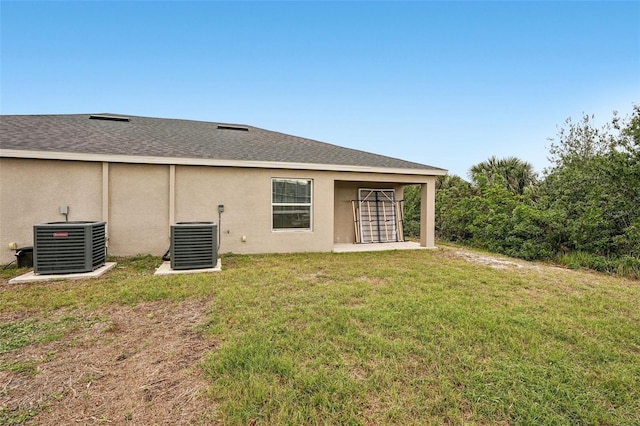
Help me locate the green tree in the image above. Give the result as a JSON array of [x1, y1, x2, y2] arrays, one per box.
[[543, 106, 640, 258], [436, 159, 563, 260], [434, 175, 475, 242], [469, 156, 537, 195], [415, 106, 639, 277], [403, 185, 421, 238]]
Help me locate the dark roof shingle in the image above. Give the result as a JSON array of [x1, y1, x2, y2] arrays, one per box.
[[0, 113, 444, 171]]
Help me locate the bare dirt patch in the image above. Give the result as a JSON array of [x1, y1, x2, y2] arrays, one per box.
[[453, 248, 574, 279], [1, 299, 218, 425], [452, 249, 527, 270]]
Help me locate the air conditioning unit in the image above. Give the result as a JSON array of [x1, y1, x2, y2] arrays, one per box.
[[33, 221, 106, 274], [170, 222, 217, 270]]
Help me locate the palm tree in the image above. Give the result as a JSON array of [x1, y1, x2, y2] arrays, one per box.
[[469, 156, 537, 195], [436, 174, 471, 190]]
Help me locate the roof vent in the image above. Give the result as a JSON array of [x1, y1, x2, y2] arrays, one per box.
[[89, 114, 130, 122], [217, 124, 248, 131]]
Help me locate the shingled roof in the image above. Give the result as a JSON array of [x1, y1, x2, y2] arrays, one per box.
[[0, 113, 445, 172]]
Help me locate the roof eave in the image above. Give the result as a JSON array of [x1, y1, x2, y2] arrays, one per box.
[[0, 149, 448, 176]]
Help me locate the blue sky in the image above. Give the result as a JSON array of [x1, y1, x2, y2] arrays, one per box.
[[2, 1, 638, 178]]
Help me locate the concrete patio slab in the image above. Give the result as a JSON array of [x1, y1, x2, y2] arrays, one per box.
[[333, 242, 435, 253]]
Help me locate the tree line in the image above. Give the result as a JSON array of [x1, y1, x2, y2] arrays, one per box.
[[404, 105, 640, 278]]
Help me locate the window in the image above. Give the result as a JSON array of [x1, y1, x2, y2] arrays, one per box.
[[272, 178, 312, 230]]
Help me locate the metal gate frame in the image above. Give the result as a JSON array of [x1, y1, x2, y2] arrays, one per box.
[[351, 189, 405, 243]]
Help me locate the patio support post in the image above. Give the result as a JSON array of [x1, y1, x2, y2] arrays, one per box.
[[420, 177, 436, 248]]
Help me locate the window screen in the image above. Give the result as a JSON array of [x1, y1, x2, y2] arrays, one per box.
[[272, 179, 312, 230]]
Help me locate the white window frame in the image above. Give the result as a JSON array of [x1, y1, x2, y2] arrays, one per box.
[[271, 178, 313, 232]]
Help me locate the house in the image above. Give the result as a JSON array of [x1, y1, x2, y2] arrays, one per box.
[[0, 113, 447, 265]]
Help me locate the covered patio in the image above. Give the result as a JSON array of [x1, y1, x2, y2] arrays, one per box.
[[333, 179, 437, 249], [333, 241, 432, 253]]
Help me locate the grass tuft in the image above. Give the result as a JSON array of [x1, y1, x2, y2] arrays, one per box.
[[0, 316, 78, 354], [556, 251, 640, 279]]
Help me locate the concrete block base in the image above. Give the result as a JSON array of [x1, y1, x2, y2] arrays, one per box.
[[154, 259, 222, 276], [8, 262, 117, 284]]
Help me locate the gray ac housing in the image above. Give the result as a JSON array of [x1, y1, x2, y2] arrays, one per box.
[[34, 221, 106, 274], [170, 222, 217, 270]]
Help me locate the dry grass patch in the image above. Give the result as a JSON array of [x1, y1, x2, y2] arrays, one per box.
[[1, 299, 217, 425]]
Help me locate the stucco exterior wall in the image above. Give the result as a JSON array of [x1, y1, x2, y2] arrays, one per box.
[[0, 158, 103, 264], [174, 166, 335, 254], [0, 157, 439, 264], [108, 163, 170, 257]]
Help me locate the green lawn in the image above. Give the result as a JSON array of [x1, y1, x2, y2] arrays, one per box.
[[1, 246, 639, 425]]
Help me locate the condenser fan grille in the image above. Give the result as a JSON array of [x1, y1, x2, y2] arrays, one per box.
[[34, 221, 106, 274], [170, 222, 217, 270]]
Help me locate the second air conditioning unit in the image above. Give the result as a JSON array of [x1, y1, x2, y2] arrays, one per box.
[[170, 222, 217, 270]]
